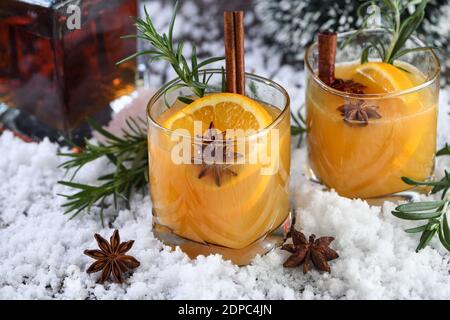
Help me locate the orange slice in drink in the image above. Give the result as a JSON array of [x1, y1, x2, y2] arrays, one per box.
[[352, 62, 422, 115], [163, 93, 273, 133], [353, 62, 415, 93]]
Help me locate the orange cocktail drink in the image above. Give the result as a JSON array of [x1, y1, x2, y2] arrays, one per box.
[[147, 70, 290, 264], [305, 30, 440, 199]]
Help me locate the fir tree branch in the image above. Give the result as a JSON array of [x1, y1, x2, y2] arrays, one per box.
[[58, 118, 148, 225], [392, 144, 450, 252]]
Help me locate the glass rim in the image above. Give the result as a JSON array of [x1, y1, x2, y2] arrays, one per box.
[[147, 69, 291, 142], [304, 28, 441, 100]]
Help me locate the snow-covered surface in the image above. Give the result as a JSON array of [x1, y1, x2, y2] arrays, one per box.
[[1, 0, 450, 300]]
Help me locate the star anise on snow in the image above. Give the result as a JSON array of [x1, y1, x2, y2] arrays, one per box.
[[337, 101, 382, 127], [282, 227, 339, 274], [84, 230, 140, 284], [331, 79, 366, 94], [192, 122, 242, 187]]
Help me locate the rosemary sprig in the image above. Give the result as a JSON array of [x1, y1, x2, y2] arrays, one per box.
[[58, 118, 148, 226], [291, 106, 307, 148], [392, 147, 450, 252], [118, 0, 224, 99], [437, 143, 450, 157], [345, 0, 435, 65]]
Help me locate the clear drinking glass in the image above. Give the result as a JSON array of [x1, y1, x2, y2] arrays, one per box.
[[305, 29, 440, 201], [147, 70, 291, 265]]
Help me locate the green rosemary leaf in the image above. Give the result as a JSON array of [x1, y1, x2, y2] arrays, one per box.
[[168, 0, 180, 51], [58, 180, 97, 191], [246, 81, 259, 100], [192, 57, 225, 74], [405, 224, 428, 233], [361, 45, 372, 64], [438, 226, 450, 252], [98, 173, 115, 181], [203, 71, 215, 87], [178, 96, 194, 104], [392, 209, 443, 221], [392, 46, 438, 61], [402, 171, 449, 199], [62, 189, 95, 201], [88, 119, 125, 143], [416, 228, 437, 252], [369, 38, 386, 59], [124, 119, 142, 137], [437, 144, 450, 157], [163, 83, 188, 108], [120, 34, 145, 40], [61, 200, 85, 212], [291, 107, 307, 148], [430, 172, 450, 197], [443, 213, 450, 240], [65, 205, 85, 218], [401, 176, 433, 187], [116, 50, 160, 65], [290, 127, 306, 135], [221, 67, 226, 93], [395, 201, 446, 213], [438, 214, 450, 251], [191, 45, 198, 82]]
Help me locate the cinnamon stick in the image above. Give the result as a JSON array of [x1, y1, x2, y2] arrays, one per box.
[[224, 11, 245, 95], [234, 12, 245, 95], [318, 31, 337, 86]]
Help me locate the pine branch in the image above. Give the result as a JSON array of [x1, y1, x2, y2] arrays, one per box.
[[437, 143, 450, 157], [392, 144, 450, 252], [58, 118, 148, 226]]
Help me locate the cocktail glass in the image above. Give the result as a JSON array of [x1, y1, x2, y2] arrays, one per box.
[[147, 69, 291, 265], [305, 29, 440, 201]]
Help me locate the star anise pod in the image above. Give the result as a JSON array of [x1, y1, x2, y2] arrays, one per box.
[[84, 230, 140, 284], [331, 79, 366, 94], [192, 122, 242, 187], [337, 101, 382, 127], [282, 227, 339, 274]]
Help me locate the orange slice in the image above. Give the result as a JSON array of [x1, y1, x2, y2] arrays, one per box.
[[161, 93, 273, 133], [354, 62, 424, 115], [353, 62, 415, 94]]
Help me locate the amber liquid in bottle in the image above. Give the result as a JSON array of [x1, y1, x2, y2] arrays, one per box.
[[0, 0, 137, 136]]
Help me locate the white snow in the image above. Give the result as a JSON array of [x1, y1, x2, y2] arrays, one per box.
[[1, 0, 450, 300]]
